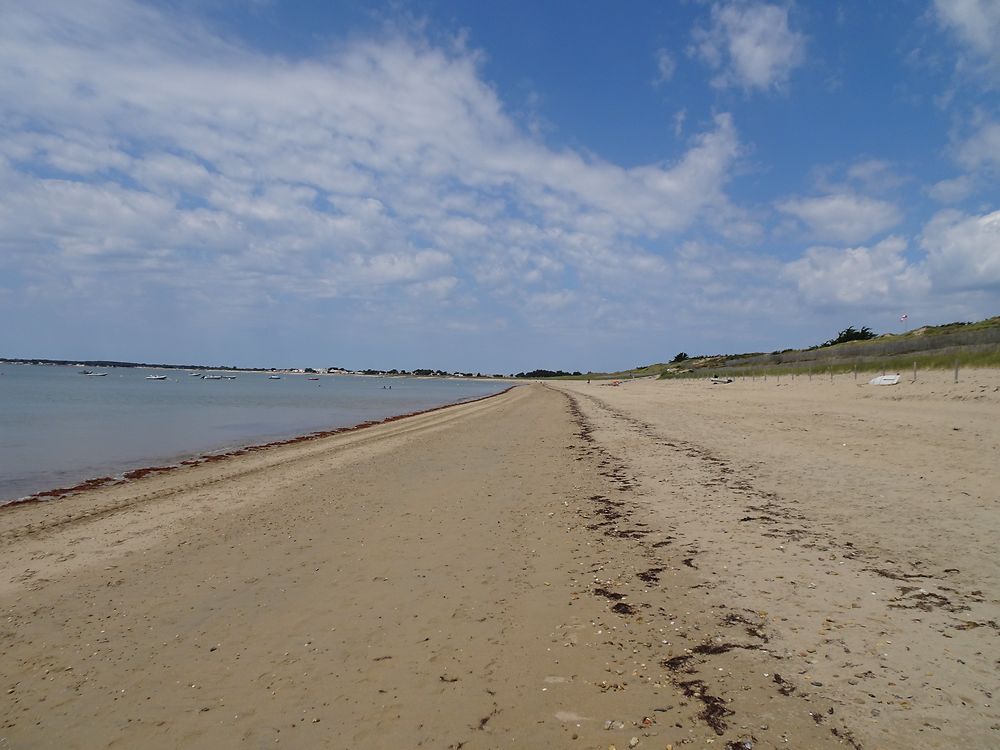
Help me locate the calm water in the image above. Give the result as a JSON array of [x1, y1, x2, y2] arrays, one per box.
[[0, 364, 509, 503]]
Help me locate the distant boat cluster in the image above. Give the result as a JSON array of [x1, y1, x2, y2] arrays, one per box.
[[78, 370, 243, 381], [69, 368, 351, 383]]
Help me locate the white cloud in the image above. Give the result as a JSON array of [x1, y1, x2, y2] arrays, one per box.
[[0, 0, 746, 325], [528, 289, 576, 311], [406, 275, 459, 300], [921, 208, 1000, 289], [784, 207, 1000, 309], [654, 48, 676, 85], [777, 193, 902, 243], [927, 174, 978, 203], [955, 119, 1000, 170], [691, 1, 806, 90], [934, 0, 1000, 70], [783, 236, 930, 306], [843, 159, 906, 192], [673, 108, 687, 137]]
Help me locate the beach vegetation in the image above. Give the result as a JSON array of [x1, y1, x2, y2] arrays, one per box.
[[671, 352, 689, 363], [654, 314, 1000, 379], [816, 325, 877, 348], [514, 369, 582, 378]]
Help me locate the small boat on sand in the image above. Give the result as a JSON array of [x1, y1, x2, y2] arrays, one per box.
[[868, 374, 900, 386]]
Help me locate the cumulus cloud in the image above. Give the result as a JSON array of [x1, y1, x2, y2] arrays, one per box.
[[691, 1, 806, 90], [783, 236, 929, 306], [776, 193, 902, 243], [934, 0, 1000, 70], [784, 207, 1000, 310], [921, 208, 1000, 289]]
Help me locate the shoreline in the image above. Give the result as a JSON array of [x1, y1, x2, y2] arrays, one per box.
[[2, 384, 516, 510]]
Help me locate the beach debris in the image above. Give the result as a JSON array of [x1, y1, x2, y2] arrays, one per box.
[[637, 567, 664, 584], [628, 737, 639, 747], [677, 679, 733, 735], [594, 587, 626, 600], [725, 739, 753, 750], [604, 720, 626, 730]]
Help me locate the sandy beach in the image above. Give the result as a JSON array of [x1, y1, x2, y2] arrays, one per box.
[[1, 373, 998, 749]]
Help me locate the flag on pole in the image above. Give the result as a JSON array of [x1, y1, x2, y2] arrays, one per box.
[[900, 313, 908, 322]]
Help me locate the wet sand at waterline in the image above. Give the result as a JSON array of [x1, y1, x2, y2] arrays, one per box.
[[1, 375, 997, 748]]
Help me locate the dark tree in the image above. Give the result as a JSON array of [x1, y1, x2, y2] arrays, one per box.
[[820, 326, 877, 347]]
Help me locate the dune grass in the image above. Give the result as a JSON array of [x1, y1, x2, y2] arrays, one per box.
[[660, 347, 1000, 379]]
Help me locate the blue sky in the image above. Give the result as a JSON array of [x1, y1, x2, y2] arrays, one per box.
[[1, 0, 998, 372]]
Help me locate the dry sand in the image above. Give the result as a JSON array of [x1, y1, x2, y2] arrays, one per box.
[[0, 373, 997, 749]]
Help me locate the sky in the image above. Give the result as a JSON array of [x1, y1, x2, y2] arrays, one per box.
[[0, 0, 998, 372]]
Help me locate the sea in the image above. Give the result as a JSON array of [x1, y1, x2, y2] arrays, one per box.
[[0, 364, 510, 504]]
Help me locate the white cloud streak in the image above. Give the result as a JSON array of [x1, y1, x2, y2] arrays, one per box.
[[654, 48, 676, 84], [777, 193, 902, 244]]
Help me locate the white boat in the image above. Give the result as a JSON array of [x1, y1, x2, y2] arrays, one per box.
[[202, 375, 223, 380], [868, 374, 900, 386], [268, 375, 281, 379], [83, 371, 107, 377], [145, 374, 168, 381]]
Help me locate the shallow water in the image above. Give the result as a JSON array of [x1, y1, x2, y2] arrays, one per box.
[[0, 364, 508, 503]]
